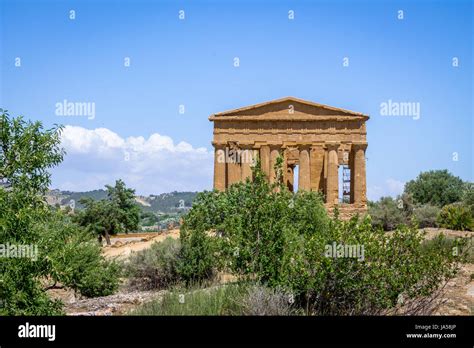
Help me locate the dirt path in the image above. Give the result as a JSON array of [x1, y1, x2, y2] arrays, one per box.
[[65, 290, 166, 316], [420, 227, 472, 240], [102, 229, 180, 259]]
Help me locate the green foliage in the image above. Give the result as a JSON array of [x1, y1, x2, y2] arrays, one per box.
[[411, 204, 440, 228], [181, 158, 329, 286], [368, 197, 407, 231], [437, 203, 473, 231], [178, 228, 217, 285], [179, 160, 467, 315], [140, 211, 158, 226], [131, 282, 297, 316], [36, 212, 120, 297], [404, 170, 465, 207], [284, 219, 467, 315], [131, 283, 248, 316], [74, 179, 140, 244], [0, 110, 120, 314], [462, 182, 474, 216], [0, 110, 65, 315], [124, 237, 182, 290]]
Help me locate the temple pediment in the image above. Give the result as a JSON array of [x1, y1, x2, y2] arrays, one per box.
[[209, 97, 368, 121]]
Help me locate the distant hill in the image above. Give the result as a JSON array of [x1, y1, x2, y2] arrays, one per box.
[[46, 189, 198, 214]]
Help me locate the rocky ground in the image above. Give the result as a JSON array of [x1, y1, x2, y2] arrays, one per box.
[[49, 228, 473, 316], [65, 290, 165, 316], [434, 263, 474, 315]]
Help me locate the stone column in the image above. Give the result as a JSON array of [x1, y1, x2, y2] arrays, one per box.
[[298, 146, 311, 191], [260, 145, 271, 179], [282, 148, 289, 187], [227, 145, 241, 186], [352, 143, 368, 206], [310, 144, 325, 192], [213, 145, 226, 191], [325, 142, 340, 205], [349, 147, 355, 203], [269, 146, 281, 184], [241, 146, 254, 182]]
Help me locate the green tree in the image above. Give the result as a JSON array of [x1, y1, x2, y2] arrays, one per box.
[[404, 170, 465, 207], [0, 109, 65, 314], [75, 179, 140, 245], [0, 109, 120, 314]]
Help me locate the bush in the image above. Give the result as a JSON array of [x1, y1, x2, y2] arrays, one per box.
[[241, 285, 295, 315], [35, 212, 121, 298], [72, 259, 121, 298], [462, 183, 474, 216], [124, 237, 182, 290], [411, 204, 440, 228], [368, 197, 407, 231], [178, 227, 218, 285], [182, 162, 329, 286], [180, 160, 468, 315], [404, 170, 465, 207], [437, 203, 473, 231], [285, 217, 469, 315]]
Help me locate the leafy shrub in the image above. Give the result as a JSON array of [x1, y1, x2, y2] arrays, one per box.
[[124, 237, 182, 290], [180, 160, 468, 315], [35, 212, 121, 298], [182, 162, 329, 287], [178, 227, 218, 285], [462, 183, 474, 216], [283, 218, 468, 315], [411, 204, 440, 228], [437, 203, 473, 231], [368, 197, 407, 231], [404, 170, 465, 207]]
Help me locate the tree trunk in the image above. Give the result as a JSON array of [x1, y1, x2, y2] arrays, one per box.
[[104, 230, 111, 245]]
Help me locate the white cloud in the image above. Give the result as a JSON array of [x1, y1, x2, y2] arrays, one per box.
[[367, 178, 405, 201], [386, 178, 405, 195], [52, 125, 213, 194]]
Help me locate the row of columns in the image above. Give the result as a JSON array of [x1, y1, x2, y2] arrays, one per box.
[[213, 142, 367, 206]]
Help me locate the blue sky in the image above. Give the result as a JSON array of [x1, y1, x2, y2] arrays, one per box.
[[1, 0, 472, 198]]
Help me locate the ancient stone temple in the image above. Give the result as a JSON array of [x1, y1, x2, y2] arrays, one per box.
[[209, 97, 369, 217]]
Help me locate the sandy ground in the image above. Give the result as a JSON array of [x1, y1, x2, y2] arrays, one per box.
[[434, 263, 474, 315], [102, 229, 180, 259], [420, 227, 472, 241]]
